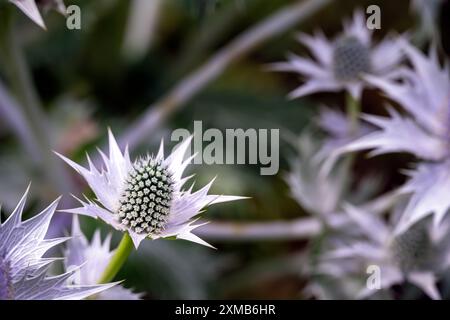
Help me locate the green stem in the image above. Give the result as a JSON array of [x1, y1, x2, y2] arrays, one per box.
[[345, 91, 361, 132], [98, 233, 134, 283], [343, 91, 361, 196]]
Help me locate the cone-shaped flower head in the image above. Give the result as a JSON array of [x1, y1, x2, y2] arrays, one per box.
[[57, 130, 245, 249], [270, 10, 405, 100], [333, 36, 372, 82], [0, 187, 116, 300], [64, 217, 142, 300]]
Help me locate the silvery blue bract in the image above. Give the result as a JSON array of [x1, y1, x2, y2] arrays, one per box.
[[0, 186, 116, 300]]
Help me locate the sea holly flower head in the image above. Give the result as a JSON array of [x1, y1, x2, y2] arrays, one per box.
[[332, 36, 371, 82], [0, 186, 116, 300], [57, 130, 245, 249], [325, 43, 450, 233], [319, 204, 444, 300], [285, 131, 389, 233], [270, 10, 405, 100], [64, 217, 142, 300]]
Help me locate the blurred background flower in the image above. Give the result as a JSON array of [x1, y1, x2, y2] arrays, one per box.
[[64, 216, 142, 299], [269, 10, 405, 100]]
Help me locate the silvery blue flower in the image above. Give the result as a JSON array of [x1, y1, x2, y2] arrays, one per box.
[[64, 217, 142, 300], [318, 203, 445, 300], [56, 130, 245, 249], [270, 10, 405, 100], [0, 187, 116, 300], [286, 131, 390, 232], [327, 43, 450, 233]]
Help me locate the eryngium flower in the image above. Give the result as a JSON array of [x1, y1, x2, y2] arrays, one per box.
[[9, 0, 65, 29], [319, 204, 444, 299], [64, 217, 142, 300], [328, 44, 450, 233], [0, 187, 116, 300], [57, 130, 244, 248], [285, 131, 390, 235], [270, 10, 404, 100]]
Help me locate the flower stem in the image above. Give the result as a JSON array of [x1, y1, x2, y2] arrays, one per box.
[[346, 92, 361, 132], [98, 233, 134, 284], [343, 91, 362, 197]]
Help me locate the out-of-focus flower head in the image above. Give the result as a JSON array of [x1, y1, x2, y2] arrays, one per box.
[[316, 203, 449, 299], [270, 10, 405, 100], [285, 130, 388, 232], [0, 187, 116, 300], [64, 216, 142, 300], [286, 129, 404, 299], [9, 0, 66, 29], [326, 43, 450, 234], [57, 130, 246, 249], [286, 132, 349, 220]]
